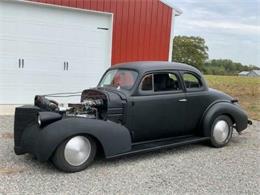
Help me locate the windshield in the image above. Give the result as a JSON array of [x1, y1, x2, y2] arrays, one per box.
[[99, 69, 138, 90]]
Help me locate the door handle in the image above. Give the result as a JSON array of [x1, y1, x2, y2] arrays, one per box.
[[18, 59, 21, 68], [66, 62, 69, 70], [22, 59, 24, 68], [178, 98, 187, 102]]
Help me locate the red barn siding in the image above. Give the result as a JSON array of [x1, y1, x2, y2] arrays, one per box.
[[30, 0, 173, 65]]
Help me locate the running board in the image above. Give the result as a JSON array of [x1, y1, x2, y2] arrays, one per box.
[[107, 136, 210, 159]]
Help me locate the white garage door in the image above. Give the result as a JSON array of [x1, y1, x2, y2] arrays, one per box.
[[0, 0, 112, 104]]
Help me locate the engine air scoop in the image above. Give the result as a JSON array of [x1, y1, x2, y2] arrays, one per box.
[[38, 112, 62, 127]]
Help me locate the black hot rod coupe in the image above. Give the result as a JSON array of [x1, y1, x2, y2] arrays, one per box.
[[14, 62, 251, 172]]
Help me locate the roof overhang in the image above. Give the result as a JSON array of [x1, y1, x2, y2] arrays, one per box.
[[160, 0, 183, 16]]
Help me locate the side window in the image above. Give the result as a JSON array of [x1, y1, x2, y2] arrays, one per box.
[[183, 73, 202, 90], [141, 74, 153, 91], [154, 73, 180, 92]]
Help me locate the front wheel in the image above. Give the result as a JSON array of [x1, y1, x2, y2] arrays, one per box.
[[210, 115, 233, 148], [52, 135, 96, 173]]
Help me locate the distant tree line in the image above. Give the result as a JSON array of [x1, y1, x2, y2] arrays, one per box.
[[172, 35, 259, 75], [202, 59, 259, 75]]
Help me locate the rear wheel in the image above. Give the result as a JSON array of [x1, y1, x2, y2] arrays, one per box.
[[52, 135, 96, 173], [210, 115, 233, 148]]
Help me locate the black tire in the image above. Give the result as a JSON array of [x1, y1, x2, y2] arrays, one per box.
[[52, 135, 96, 173], [210, 115, 233, 148]]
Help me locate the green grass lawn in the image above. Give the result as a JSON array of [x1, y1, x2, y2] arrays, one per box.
[[205, 75, 260, 120]]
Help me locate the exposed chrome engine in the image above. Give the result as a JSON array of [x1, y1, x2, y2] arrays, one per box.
[[35, 88, 125, 123], [34, 95, 105, 119], [65, 98, 104, 118]]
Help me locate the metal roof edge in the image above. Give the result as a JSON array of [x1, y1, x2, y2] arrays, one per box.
[[160, 0, 183, 16], [7, 0, 113, 16]]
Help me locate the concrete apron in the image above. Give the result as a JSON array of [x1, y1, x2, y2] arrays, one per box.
[[0, 105, 22, 115]]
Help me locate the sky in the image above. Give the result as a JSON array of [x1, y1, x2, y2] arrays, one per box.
[[172, 0, 260, 67]]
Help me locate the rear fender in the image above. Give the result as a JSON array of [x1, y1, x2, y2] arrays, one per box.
[[201, 101, 248, 137], [22, 117, 132, 161]]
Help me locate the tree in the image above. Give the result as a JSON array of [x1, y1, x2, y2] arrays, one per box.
[[172, 36, 209, 70], [203, 59, 259, 75]]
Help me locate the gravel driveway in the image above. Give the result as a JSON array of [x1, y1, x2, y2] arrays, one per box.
[[0, 115, 259, 194]]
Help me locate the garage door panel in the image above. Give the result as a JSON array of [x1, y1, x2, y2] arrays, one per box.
[[0, 69, 24, 104], [0, 55, 20, 71], [0, 18, 21, 37], [67, 56, 109, 73], [61, 72, 102, 90], [61, 29, 109, 48], [0, 69, 22, 85], [21, 72, 64, 91]]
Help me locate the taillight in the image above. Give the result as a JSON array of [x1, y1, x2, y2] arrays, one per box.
[[231, 99, 239, 103]]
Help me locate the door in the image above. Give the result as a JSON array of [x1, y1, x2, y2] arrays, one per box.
[[130, 72, 187, 142], [181, 72, 211, 134], [0, 0, 112, 104]]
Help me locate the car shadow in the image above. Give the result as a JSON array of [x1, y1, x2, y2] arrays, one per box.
[[17, 132, 249, 174], [94, 143, 206, 166], [14, 143, 206, 175]]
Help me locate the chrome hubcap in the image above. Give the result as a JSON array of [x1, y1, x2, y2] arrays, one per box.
[[64, 136, 91, 166], [213, 120, 230, 143]]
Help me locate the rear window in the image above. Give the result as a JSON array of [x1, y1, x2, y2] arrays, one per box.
[[183, 73, 202, 90]]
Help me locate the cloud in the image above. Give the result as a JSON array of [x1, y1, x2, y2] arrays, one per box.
[[172, 0, 260, 66], [185, 20, 260, 35]]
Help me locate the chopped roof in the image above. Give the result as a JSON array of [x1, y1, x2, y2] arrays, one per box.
[[160, 0, 183, 16], [111, 61, 202, 75]]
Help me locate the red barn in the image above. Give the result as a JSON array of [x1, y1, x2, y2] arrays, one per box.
[[0, 0, 182, 104]]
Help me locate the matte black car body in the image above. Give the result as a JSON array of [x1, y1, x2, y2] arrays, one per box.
[[14, 61, 250, 162]]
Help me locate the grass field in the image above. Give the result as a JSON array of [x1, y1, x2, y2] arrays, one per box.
[[205, 75, 260, 120]]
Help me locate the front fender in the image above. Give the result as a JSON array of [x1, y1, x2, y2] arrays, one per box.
[[202, 101, 248, 137], [21, 117, 132, 161]]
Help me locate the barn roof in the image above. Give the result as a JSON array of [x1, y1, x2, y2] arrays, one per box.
[[160, 0, 183, 16], [238, 71, 249, 75], [252, 70, 260, 75]]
